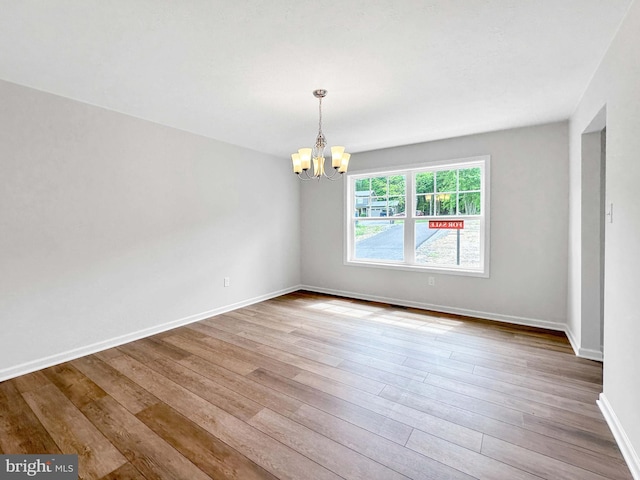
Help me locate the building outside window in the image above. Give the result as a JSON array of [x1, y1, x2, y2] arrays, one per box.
[[345, 155, 489, 277]]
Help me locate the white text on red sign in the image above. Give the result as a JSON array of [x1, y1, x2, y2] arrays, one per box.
[[428, 220, 465, 229]]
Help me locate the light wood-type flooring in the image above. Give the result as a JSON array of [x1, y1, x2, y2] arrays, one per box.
[[0, 291, 633, 479]]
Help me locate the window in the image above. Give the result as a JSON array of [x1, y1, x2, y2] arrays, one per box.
[[346, 156, 489, 276]]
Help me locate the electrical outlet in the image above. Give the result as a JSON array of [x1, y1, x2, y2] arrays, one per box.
[[224, 277, 230, 287], [428, 276, 435, 286]]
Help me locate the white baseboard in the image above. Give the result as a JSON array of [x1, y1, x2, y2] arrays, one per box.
[[564, 326, 604, 362], [565, 326, 580, 357], [0, 285, 598, 382], [299, 285, 566, 332], [598, 393, 640, 480], [302, 286, 607, 361], [577, 346, 604, 362], [0, 286, 299, 382]]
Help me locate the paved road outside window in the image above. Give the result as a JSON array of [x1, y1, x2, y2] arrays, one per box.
[[355, 222, 439, 260]]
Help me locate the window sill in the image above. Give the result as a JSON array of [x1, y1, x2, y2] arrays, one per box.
[[344, 259, 490, 278]]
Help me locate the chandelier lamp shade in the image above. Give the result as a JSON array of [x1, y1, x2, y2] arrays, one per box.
[[291, 89, 351, 180]]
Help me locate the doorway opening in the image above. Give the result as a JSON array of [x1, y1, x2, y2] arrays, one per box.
[[580, 107, 606, 360]]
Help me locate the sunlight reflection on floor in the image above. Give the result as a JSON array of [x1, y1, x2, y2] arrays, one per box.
[[304, 299, 463, 333]]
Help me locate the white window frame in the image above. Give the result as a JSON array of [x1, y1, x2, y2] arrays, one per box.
[[344, 155, 490, 277]]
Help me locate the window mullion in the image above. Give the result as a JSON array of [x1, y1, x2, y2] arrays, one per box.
[[405, 173, 415, 264]]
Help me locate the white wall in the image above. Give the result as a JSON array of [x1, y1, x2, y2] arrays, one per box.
[[569, 0, 640, 476], [0, 80, 301, 380], [301, 122, 569, 330]]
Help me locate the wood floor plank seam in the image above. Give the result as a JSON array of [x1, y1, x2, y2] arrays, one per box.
[[380, 380, 629, 478], [380, 381, 622, 460], [419, 371, 607, 426], [156, 334, 484, 458], [0, 291, 632, 480], [105, 352, 345, 480], [187, 321, 391, 396], [161, 344, 477, 480], [247, 407, 411, 480]]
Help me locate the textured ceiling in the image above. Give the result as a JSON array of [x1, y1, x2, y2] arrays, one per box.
[[0, 1, 633, 158]]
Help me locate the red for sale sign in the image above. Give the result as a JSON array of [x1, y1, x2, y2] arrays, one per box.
[[428, 220, 464, 229]]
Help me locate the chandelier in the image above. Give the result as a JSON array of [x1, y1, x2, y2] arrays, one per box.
[[291, 89, 351, 180]]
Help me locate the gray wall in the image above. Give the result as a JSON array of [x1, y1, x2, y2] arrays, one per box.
[[568, 0, 640, 475], [0, 79, 301, 379], [301, 122, 569, 330]]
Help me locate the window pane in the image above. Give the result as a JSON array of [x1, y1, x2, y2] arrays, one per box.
[[458, 192, 481, 215], [354, 191, 369, 217], [416, 193, 433, 216], [354, 175, 406, 219], [355, 178, 371, 192], [435, 193, 456, 216], [368, 196, 387, 217], [415, 218, 481, 268], [354, 220, 404, 261], [390, 195, 406, 216], [389, 175, 406, 196], [436, 169, 457, 193], [371, 177, 388, 196], [416, 172, 434, 194], [459, 167, 481, 191]]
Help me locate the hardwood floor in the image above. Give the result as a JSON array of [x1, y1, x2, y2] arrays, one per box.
[[0, 291, 633, 479]]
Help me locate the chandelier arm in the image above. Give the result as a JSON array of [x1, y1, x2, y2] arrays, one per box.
[[323, 167, 343, 180], [296, 170, 343, 181], [296, 169, 315, 181]]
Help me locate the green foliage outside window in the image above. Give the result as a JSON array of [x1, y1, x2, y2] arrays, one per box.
[[356, 175, 406, 217], [415, 167, 481, 216]]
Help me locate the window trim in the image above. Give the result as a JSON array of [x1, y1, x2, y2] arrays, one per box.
[[344, 155, 490, 278]]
